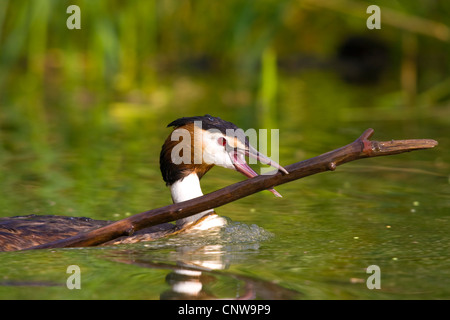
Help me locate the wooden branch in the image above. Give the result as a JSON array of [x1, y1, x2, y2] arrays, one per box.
[[28, 129, 437, 250]]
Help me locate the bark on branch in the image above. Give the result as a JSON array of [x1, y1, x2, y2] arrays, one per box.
[[28, 128, 438, 250]]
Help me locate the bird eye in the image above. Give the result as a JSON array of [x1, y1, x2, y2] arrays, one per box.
[[218, 137, 227, 146]]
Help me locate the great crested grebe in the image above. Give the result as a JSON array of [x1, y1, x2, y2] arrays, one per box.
[[0, 115, 287, 251]]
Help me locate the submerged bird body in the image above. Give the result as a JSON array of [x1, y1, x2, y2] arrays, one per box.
[[0, 115, 287, 251], [0, 215, 110, 252]]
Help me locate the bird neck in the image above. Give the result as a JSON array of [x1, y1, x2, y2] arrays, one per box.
[[170, 173, 204, 203], [170, 173, 214, 227]]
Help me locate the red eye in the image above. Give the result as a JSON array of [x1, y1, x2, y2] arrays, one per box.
[[218, 137, 227, 146]]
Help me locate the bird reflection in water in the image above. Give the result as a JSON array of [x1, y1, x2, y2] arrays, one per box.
[[111, 224, 300, 300]]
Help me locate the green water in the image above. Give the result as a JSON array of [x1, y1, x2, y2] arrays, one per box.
[[0, 72, 449, 299], [1, 0, 449, 299]]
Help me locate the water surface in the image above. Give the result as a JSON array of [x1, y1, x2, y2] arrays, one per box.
[[0, 73, 449, 299]]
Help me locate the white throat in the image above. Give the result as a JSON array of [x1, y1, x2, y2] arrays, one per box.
[[170, 173, 214, 227], [170, 173, 205, 203]]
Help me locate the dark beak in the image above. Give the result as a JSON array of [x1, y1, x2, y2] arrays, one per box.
[[229, 144, 288, 197]]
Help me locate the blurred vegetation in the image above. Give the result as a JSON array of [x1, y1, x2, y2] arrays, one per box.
[[0, 1, 449, 300], [0, 0, 449, 218]]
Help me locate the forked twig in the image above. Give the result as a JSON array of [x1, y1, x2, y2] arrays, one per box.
[[28, 129, 438, 250]]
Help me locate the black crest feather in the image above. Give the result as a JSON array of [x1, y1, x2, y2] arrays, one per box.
[[167, 114, 239, 135]]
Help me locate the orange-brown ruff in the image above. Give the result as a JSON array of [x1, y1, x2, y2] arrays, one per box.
[[160, 121, 214, 186], [0, 115, 287, 251]]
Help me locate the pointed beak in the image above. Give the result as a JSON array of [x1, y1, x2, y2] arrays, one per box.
[[229, 144, 288, 197]]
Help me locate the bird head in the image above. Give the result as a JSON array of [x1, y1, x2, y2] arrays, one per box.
[[160, 115, 288, 196]]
